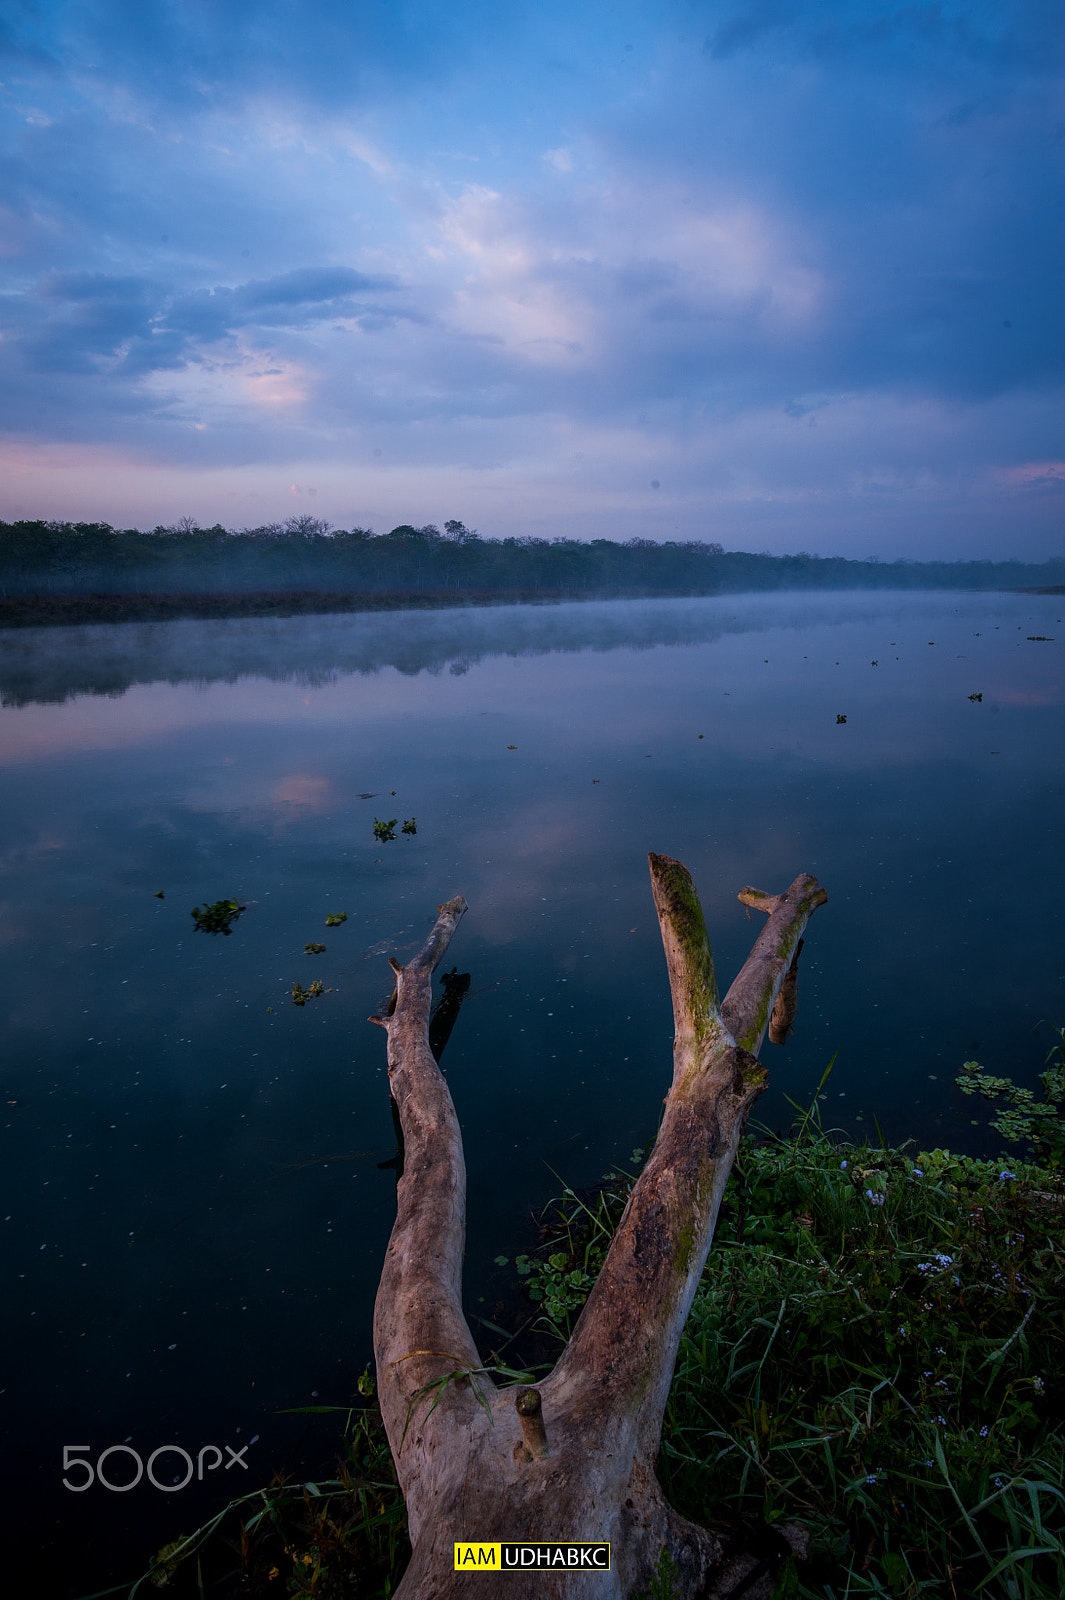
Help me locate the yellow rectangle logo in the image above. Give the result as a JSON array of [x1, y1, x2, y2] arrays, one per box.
[[455, 1545, 500, 1569], [454, 1543, 610, 1571]]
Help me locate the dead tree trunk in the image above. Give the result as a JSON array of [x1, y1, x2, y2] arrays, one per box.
[[369, 856, 827, 1598]]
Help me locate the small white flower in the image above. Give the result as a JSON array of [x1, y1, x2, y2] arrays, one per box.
[[840, 1160, 848, 1169], [912, 1168, 924, 1178], [999, 1171, 1017, 1182]]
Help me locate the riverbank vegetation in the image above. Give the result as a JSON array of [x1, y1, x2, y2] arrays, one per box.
[[126, 1045, 1065, 1600], [3, 519, 1064, 627]]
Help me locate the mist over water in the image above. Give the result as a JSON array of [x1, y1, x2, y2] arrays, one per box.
[[2, 589, 1063, 1591], [0, 589, 976, 707]]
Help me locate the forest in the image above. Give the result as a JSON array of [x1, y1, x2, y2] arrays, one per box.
[[2, 517, 1063, 611]]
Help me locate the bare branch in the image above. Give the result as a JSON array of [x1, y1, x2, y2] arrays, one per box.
[[546, 856, 766, 1449], [371, 896, 487, 1513], [723, 875, 828, 1054], [769, 937, 803, 1045]]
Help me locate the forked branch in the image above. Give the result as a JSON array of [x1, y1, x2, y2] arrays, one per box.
[[368, 861, 827, 1598]]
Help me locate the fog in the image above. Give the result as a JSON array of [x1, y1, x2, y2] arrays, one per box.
[[0, 590, 1008, 708]]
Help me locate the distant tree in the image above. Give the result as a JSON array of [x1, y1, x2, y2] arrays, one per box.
[[443, 519, 478, 543], [284, 515, 333, 538]]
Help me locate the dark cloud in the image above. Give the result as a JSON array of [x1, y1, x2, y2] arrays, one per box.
[[0, 1, 60, 68], [706, 0, 1062, 69], [17, 272, 166, 374], [16, 0, 512, 112], [0, 0, 1060, 555], [707, 2, 799, 59], [2, 265, 414, 379], [234, 267, 398, 309]]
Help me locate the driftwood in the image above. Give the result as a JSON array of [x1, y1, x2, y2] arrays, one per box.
[[369, 855, 828, 1598]]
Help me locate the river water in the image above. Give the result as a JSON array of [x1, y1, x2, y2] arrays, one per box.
[[1, 589, 1062, 1590]]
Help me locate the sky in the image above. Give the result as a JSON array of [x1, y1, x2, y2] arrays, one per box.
[[0, 0, 1062, 557]]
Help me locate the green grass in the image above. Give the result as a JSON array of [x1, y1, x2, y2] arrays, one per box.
[[522, 1129, 1065, 1599], [104, 1390, 409, 1600], [117, 1085, 1065, 1598], [663, 1135, 1065, 1598]]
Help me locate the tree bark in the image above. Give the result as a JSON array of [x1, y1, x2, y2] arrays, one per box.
[[370, 859, 827, 1598]]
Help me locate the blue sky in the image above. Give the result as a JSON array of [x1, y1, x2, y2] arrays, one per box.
[[1, 0, 1062, 555]]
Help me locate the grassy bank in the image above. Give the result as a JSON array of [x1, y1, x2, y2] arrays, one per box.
[[116, 1075, 1065, 1600], [520, 1131, 1064, 1599]]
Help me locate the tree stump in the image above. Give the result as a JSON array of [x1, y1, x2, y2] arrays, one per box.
[[369, 855, 827, 1597]]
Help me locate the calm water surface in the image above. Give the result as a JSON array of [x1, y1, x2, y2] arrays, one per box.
[[1, 590, 1062, 1589]]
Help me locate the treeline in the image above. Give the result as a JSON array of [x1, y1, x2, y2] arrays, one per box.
[[2, 515, 1063, 600]]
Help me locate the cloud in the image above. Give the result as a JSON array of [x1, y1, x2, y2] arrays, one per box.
[[0, 0, 1060, 557], [233, 266, 399, 310], [705, 0, 1061, 69], [1, 263, 412, 386], [995, 461, 1065, 494]]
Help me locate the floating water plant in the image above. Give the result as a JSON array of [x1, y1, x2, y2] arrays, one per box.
[[324, 912, 347, 927], [191, 898, 245, 935], [304, 942, 326, 954], [291, 980, 326, 1007], [968, 692, 983, 701], [401, 817, 417, 835], [836, 713, 847, 724], [374, 818, 398, 842], [957, 1028, 1065, 1170]]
